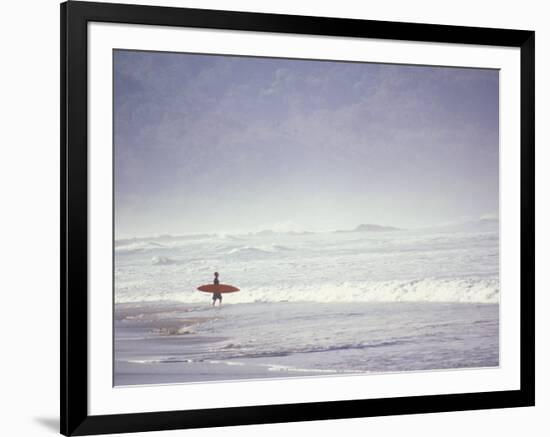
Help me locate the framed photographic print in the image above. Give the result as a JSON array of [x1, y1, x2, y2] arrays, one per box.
[[61, 1, 535, 435]]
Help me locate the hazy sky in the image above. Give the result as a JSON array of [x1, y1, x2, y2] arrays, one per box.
[[114, 50, 499, 238]]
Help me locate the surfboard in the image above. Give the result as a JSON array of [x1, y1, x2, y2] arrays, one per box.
[[197, 284, 240, 294]]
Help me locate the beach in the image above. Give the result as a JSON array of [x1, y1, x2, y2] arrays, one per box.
[[114, 221, 499, 386], [115, 300, 498, 386]]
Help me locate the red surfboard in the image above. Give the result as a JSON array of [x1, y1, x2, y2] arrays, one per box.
[[197, 284, 240, 294]]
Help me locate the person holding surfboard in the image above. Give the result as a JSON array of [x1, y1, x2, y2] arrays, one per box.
[[212, 272, 222, 306], [197, 275, 239, 306]]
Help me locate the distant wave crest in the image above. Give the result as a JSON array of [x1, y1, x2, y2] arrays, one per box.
[[115, 241, 166, 253], [226, 244, 294, 256], [151, 256, 178, 266]]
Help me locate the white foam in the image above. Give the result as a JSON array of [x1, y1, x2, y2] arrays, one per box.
[[151, 256, 178, 266], [115, 228, 500, 305], [115, 277, 498, 304]]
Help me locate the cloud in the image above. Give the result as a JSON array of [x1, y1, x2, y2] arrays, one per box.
[[114, 51, 499, 236]]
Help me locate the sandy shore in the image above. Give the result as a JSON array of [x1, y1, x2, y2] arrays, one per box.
[[114, 300, 499, 386], [114, 302, 320, 386], [115, 357, 314, 386]]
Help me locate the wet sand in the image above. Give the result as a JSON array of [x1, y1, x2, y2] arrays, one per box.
[[114, 302, 316, 386], [114, 300, 499, 386]]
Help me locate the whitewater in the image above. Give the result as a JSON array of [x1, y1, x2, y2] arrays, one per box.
[[114, 220, 499, 385]]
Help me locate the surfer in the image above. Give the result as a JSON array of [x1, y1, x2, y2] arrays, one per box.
[[197, 277, 239, 304], [212, 272, 222, 307]]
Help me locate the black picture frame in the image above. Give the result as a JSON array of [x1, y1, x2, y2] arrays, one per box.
[[61, 1, 535, 435]]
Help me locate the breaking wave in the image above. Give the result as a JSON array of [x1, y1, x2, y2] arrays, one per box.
[[115, 276, 499, 304], [115, 241, 166, 253], [226, 244, 294, 256], [151, 256, 179, 266]]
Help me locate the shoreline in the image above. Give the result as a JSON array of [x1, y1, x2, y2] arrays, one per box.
[[114, 301, 499, 386]]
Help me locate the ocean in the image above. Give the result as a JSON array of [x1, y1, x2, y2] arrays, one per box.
[[114, 220, 499, 385]]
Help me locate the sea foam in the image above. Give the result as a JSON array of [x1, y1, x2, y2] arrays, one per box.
[[115, 226, 499, 305]]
